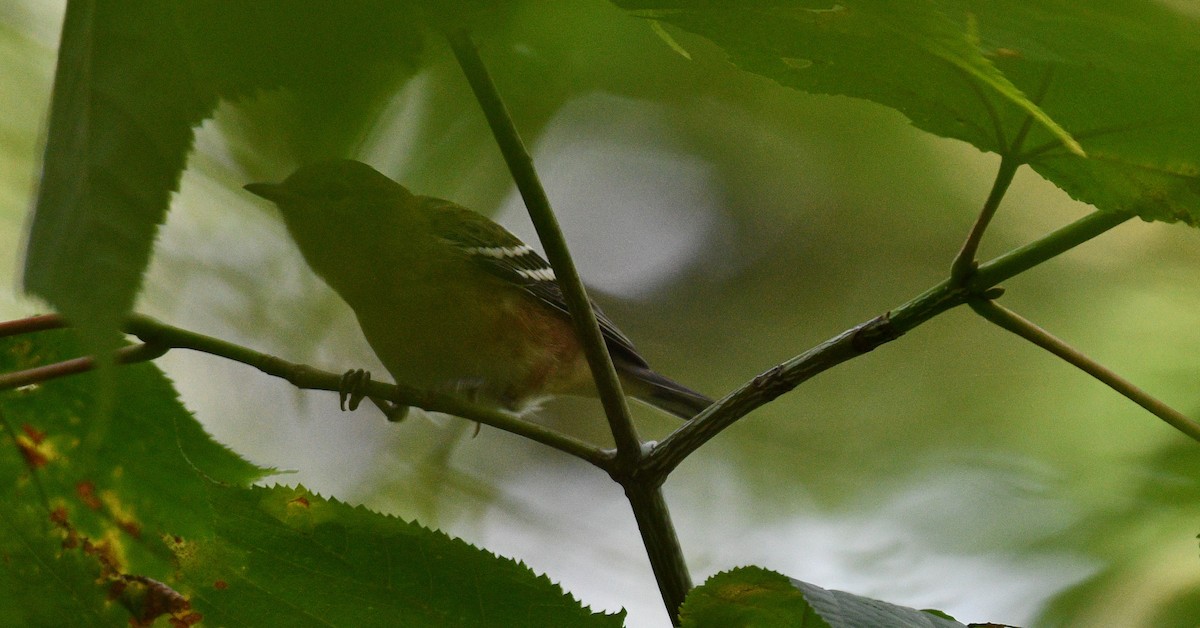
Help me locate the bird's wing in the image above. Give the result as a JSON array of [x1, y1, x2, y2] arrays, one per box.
[[422, 196, 647, 367]]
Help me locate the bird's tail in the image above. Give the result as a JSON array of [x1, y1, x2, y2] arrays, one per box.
[[618, 363, 713, 420]]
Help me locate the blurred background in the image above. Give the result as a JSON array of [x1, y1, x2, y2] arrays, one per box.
[[4, 2, 1199, 626]]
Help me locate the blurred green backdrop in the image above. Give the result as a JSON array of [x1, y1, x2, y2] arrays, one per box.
[[3, 2, 1199, 626]]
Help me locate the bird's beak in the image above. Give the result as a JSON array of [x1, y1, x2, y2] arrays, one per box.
[[243, 182, 291, 203]]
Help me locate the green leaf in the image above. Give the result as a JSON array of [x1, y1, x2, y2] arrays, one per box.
[[650, 20, 693, 60], [0, 330, 620, 626], [966, 0, 1200, 225], [174, 483, 623, 627], [615, 0, 1200, 226], [617, 2, 1078, 156], [681, 566, 966, 628], [23, 1, 212, 357], [23, 1, 424, 356]]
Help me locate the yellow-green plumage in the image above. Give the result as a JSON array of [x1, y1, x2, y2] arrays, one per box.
[[245, 159, 711, 419]]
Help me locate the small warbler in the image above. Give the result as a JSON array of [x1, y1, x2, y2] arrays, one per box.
[[244, 159, 712, 419]]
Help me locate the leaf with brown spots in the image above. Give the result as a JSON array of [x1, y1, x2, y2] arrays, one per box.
[[2, 325, 617, 625]]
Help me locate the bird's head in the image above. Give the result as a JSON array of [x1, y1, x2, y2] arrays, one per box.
[[244, 159, 411, 211], [244, 160, 419, 280]]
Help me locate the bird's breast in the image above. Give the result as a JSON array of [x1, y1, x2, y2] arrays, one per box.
[[344, 258, 589, 408]]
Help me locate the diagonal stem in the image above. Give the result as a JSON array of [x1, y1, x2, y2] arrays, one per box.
[[625, 482, 691, 620], [949, 155, 1021, 283], [0, 342, 167, 390], [0, 313, 69, 338], [445, 29, 693, 623], [642, 315, 906, 481], [970, 299, 1200, 443], [643, 209, 1132, 480], [121, 315, 613, 467], [444, 29, 643, 462], [0, 314, 612, 468], [969, 210, 1132, 289], [950, 71, 1058, 287]]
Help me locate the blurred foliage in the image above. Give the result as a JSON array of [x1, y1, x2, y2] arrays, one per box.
[[1036, 441, 1200, 627], [3, 1, 1200, 626]]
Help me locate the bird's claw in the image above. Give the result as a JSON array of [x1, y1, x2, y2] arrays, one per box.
[[341, 369, 411, 421], [339, 369, 371, 412]]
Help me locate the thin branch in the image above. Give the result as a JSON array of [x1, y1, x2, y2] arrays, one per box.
[[625, 483, 691, 620], [643, 210, 1133, 480], [0, 314, 612, 468], [444, 30, 644, 463], [0, 313, 68, 338], [970, 299, 1200, 443], [641, 314, 908, 480], [118, 315, 612, 468], [949, 155, 1021, 283], [949, 69, 1063, 284], [0, 342, 167, 391], [445, 30, 692, 623], [970, 210, 1133, 290]]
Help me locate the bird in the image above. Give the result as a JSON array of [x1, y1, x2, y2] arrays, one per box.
[[244, 159, 713, 420]]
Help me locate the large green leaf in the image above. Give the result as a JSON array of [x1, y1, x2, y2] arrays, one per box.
[[616, 0, 1200, 226], [0, 330, 621, 626], [681, 566, 966, 628], [22, 0, 423, 353]]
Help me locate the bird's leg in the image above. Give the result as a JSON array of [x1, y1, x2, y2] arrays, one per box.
[[435, 378, 497, 436], [339, 369, 409, 422]]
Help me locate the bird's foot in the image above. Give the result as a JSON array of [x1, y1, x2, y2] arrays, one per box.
[[435, 378, 503, 437], [339, 369, 371, 411], [339, 369, 409, 422]]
